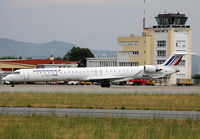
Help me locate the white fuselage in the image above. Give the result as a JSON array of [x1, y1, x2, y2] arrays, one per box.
[[2, 66, 177, 83]]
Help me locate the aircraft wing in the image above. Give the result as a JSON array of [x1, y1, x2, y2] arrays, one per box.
[[87, 70, 144, 82], [152, 75, 168, 79], [88, 76, 129, 82]]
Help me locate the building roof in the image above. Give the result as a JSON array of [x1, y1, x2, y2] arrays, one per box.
[[0, 59, 77, 66], [86, 57, 117, 60]]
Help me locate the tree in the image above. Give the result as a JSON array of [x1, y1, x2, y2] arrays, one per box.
[[54, 57, 63, 60], [0, 56, 22, 60], [63, 47, 95, 67], [26, 57, 32, 60], [192, 74, 200, 79]]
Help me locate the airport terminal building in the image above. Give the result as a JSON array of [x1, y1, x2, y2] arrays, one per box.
[[117, 13, 192, 84]]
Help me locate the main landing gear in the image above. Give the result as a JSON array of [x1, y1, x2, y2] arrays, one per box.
[[101, 80, 110, 88], [11, 83, 15, 87]]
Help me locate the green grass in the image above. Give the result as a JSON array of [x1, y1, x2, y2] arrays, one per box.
[[0, 93, 200, 111], [0, 115, 200, 139]]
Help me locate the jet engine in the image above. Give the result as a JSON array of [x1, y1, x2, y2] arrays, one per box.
[[144, 65, 162, 73]]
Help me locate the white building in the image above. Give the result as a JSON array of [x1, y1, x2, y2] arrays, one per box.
[[86, 57, 117, 67]]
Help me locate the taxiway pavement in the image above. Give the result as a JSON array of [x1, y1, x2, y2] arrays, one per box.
[[0, 107, 200, 120], [0, 85, 199, 94]]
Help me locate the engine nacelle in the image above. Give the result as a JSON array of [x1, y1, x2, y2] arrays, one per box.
[[144, 65, 157, 73]]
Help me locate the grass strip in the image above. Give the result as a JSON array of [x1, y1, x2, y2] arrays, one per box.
[[0, 93, 200, 111], [0, 115, 200, 139]]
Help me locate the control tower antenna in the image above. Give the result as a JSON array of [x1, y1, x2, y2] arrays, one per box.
[[143, 0, 146, 29]]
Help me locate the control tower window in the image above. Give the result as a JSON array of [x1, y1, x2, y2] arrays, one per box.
[[155, 13, 188, 26]]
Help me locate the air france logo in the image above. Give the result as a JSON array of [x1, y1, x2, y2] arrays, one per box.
[[33, 69, 61, 72], [164, 56, 183, 66]]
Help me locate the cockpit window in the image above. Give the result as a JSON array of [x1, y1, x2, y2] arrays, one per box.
[[13, 72, 20, 74]]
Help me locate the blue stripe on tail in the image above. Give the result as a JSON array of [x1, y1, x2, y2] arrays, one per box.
[[169, 56, 180, 66], [164, 56, 175, 66]]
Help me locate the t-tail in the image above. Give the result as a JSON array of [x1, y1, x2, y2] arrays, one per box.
[[161, 53, 185, 67]]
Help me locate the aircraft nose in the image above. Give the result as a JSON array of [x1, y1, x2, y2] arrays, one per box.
[[2, 76, 7, 81], [2, 75, 11, 81]]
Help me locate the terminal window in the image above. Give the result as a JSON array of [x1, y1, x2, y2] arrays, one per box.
[[157, 40, 166, 47], [119, 62, 139, 67], [157, 50, 166, 57], [132, 51, 139, 55], [119, 41, 139, 46], [177, 74, 186, 79], [157, 60, 166, 65], [179, 60, 185, 66], [176, 40, 186, 47]]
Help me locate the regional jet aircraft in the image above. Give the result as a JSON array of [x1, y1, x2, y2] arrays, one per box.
[[2, 53, 184, 87]]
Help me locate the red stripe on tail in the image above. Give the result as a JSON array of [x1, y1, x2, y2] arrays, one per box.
[[174, 56, 183, 66]]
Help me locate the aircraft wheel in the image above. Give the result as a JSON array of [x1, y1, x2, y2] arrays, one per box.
[[11, 83, 15, 87], [101, 83, 110, 88], [101, 84, 106, 88], [101, 80, 110, 88], [106, 83, 110, 88]]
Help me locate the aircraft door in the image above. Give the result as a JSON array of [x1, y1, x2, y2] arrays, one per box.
[[52, 70, 58, 81], [94, 70, 98, 77], [99, 69, 103, 77], [23, 69, 29, 81]]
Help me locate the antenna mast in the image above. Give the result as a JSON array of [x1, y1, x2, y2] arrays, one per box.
[[143, 0, 146, 29]]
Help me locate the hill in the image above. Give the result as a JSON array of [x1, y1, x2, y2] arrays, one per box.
[[0, 38, 117, 59]]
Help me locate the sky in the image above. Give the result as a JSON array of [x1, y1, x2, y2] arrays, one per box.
[[0, 0, 199, 53]]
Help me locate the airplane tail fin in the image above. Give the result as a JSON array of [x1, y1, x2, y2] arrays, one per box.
[[162, 52, 186, 67]]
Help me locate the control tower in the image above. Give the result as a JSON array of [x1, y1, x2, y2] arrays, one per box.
[[147, 13, 192, 84]]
